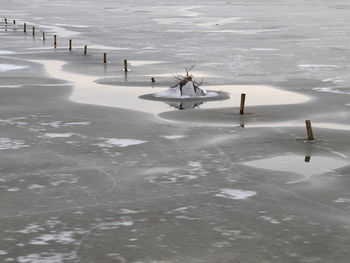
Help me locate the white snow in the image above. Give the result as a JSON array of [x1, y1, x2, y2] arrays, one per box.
[[250, 48, 277, 51], [30, 231, 78, 245], [28, 184, 45, 190], [161, 135, 185, 140], [0, 137, 29, 150], [215, 189, 257, 200], [261, 216, 281, 224], [129, 60, 163, 66], [95, 138, 147, 148], [40, 121, 90, 128], [87, 45, 131, 51], [99, 221, 134, 230], [334, 198, 350, 203], [7, 188, 20, 192], [312, 87, 350, 95], [17, 252, 76, 263], [16, 224, 44, 234], [0, 50, 15, 55], [298, 64, 340, 69], [42, 133, 75, 138], [155, 82, 218, 99], [0, 64, 28, 72], [0, 250, 8, 255]]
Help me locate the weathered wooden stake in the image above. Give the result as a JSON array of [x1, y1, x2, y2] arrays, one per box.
[[69, 39, 72, 51], [240, 93, 246, 115], [124, 59, 128, 72], [42, 32, 45, 41], [24, 23, 27, 32], [103, 53, 107, 63], [84, 45, 87, 55], [13, 20, 16, 25], [32, 26, 35, 36], [54, 35, 57, 48], [305, 120, 314, 141], [4, 18, 7, 24]]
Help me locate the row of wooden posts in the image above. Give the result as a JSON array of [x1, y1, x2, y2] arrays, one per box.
[[2, 17, 316, 141], [4, 19, 130, 71]]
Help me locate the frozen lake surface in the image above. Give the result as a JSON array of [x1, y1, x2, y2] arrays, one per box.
[[1, 0, 350, 262]]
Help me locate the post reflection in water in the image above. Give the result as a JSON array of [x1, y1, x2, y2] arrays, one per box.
[[304, 156, 311, 163], [165, 100, 204, 110]]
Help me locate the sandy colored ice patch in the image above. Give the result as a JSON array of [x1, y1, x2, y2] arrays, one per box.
[[243, 154, 349, 184], [249, 121, 350, 131], [215, 189, 257, 200], [33, 60, 311, 116]]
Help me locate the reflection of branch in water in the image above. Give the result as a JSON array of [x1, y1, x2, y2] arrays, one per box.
[[165, 101, 205, 110]]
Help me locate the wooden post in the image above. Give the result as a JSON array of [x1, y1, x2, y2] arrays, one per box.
[[124, 59, 128, 72], [305, 120, 314, 141], [4, 18, 7, 24], [103, 53, 107, 63], [84, 45, 87, 55], [151, 77, 155, 83], [32, 26, 35, 36], [240, 93, 246, 115], [69, 39, 72, 51], [42, 32, 45, 41], [54, 35, 57, 48], [24, 23, 26, 32], [13, 20, 16, 25]]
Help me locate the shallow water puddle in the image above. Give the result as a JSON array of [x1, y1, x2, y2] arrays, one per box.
[[243, 154, 349, 184], [33, 60, 310, 115]]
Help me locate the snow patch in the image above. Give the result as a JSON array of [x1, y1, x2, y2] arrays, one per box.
[[161, 135, 185, 140], [250, 48, 277, 51], [0, 50, 15, 55], [298, 64, 340, 69], [28, 184, 45, 190], [99, 221, 134, 230], [7, 188, 20, 192], [0, 250, 8, 255], [312, 87, 350, 95], [16, 224, 43, 234], [334, 198, 350, 203], [215, 189, 257, 200], [261, 216, 281, 224], [155, 82, 218, 99], [94, 138, 147, 148], [41, 133, 75, 138], [0, 64, 28, 72], [30, 231, 78, 245], [17, 252, 76, 263], [0, 137, 29, 150], [39, 121, 90, 128]]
